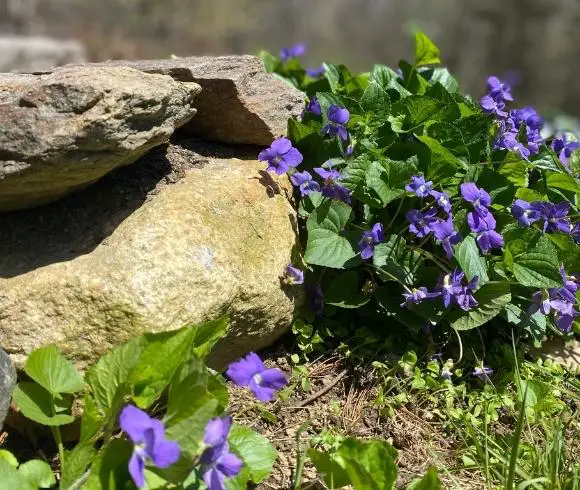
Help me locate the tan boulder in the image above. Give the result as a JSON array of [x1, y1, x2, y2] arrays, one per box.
[[70, 55, 305, 146], [0, 66, 200, 212], [0, 140, 302, 369]]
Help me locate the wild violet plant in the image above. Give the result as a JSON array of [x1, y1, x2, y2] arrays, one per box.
[[5, 320, 284, 490], [261, 32, 580, 369]]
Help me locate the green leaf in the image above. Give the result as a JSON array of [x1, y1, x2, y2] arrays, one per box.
[[191, 316, 229, 359], [258, 50, 280, 73], [166, 355, 226, 426], [164, 397, 219, 456], [499, 160, 528, 187], [503, 303, 547, 343], [325, 271, 370, 309], [85, 336, 145, 416], [308, 448, 351, 488], [417, 135, 466, 183], [512, 236, 563, 288], [335, 438, 398, 490], [305, 200, 359, 269], [425, 68, 458, 93], [546, 171, 580, 194], [0, 459, 35, 490], [361, 81, 391, 121], [343, 155, 419, 208], [373, 236, 422, 286], [450, 282, 511, 331], [455, 236, 489, 286], [406, 467, 442, 489], [323, 63, 353, 92], [130, 325, 198, 408], [414, 32, 441, 67], [18, 460, 56, 489], [0, 450, 18, 468], [12, 383, 75, 426], [84, 439, 133, 490], [79, 394, 104, 443], [405, 96, 459, 129], [60, 443, 97, 490], [228, 425, 277, 484], [24, 345, 84, 396]]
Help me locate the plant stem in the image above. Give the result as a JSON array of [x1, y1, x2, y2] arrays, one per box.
[[49, 394, 66, 469], [52, 426, 65, 471]]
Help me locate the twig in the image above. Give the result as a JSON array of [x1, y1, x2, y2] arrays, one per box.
[[294, 369, 349, 408]]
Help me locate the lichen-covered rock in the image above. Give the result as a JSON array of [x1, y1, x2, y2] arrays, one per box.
[[75, 55, 305, 146], [0, 140, 301, 370], [0, 348, 16, 430], [0, 66, 201, 212]]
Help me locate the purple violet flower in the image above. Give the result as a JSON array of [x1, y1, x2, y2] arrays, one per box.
[[529, 290, 553, 315], [467, 211, 496, 233], [305, 96, 322, 116], [306, 65, 326, 77], [551, 300, 578, 333], [406, 208, 438, 238], [511, 199, 541, 227], [405, 175, 433, 198], [282, 264, 304, 285], [472, 365, 493, 381], [438, 270, 478, 311], [487, 76, 513, 102], [258, 138, 303, 175], [460, 183, 491, 216], [279, 44, 306, 61], [119, 405, 181, 489], [200, 417, 243, 490], [571, 222, 580, 244], [431, 217, 461, 259], [526, 127, 544, 156], [467, 211, 503, 253], [400, 287, 440, 308], [511, 107, 543, 130], [481, 95, 508, 118], [503, 132, 531, 161], [314, 165, 342, 183], [476, 229, 504, 254], [441, 367, 453, 380], [550, 266, 578, 304], [226, 352, 288, 402], [307, 284, 324, 316], [290, 170, 320, 196], [552, 134, 580, 168], [534, 201, 571, 234], [430, 190, 452, 214], [322, 184, 352, 204], [359, 223, 384, 260], [322, 105, 350, 141], [438, 269, 464, 308], [314, 164, 352, 204]]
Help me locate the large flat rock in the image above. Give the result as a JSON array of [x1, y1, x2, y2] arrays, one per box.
[[0, 66, 201, 212], [0, 140, 302, 370], [72, 56, 305, 146]]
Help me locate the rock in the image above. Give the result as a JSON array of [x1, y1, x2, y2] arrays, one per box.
[[0, 139, 301, 370], [0, 36, 86, 73], [75, 55, 305, 146], [0, 348, 16, 430], [532, 338, 580, 374], [0, 66, 201, 212]]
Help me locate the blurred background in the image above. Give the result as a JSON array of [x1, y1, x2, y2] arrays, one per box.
[[0, 0, 578, 116]]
